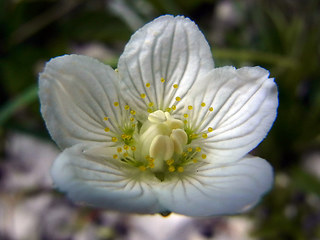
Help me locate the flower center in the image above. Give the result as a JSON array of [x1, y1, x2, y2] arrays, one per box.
[[139, 110, 188, 172]]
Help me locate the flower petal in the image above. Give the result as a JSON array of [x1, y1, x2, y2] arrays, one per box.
[[117, 15, 214, 115], [39, 54, 125, 149], [189, 66, 278, 162], [156, 155, 273, 217], [51, 143, 162, 214]]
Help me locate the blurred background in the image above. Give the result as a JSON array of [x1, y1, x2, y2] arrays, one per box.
[[1, 0, 320, 239]]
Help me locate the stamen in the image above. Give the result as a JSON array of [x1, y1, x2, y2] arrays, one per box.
[[183, 114, 188, 118], [208, 127, 213, 132], [130, 110, 136, 115], [124, 105, 130, 110], [113, 154, 118, 159], [104, 127, 110, 132], [114, 102, 119, 107], [161, 77, 165, 83], [202, 133, 208, 139], [201, 102, 206, 107], [146, 83, 151, 88], [112, 137, 117, 142], [201, 154, 207, 159], [139, 166, 146, 171], [177, 167, 184, 173], [175, 97, 181, 102], [103, 117, 109, 121], [131, 146, 136, 151], [168, 166, 175, 172], [171, 105, 176, 110], [117, 147, 122, 153], [140, 93, 146, 99], [196, 147, 201, 152], [173, 84, 178, 89], [188, 105, 193, 110], [209, 107, 213, 112]]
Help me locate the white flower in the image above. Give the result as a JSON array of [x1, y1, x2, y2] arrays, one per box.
[[39, 15, 278, 217]]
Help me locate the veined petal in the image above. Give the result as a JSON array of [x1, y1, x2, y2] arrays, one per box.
[[51, 143, 162, 214], [187, 66, 278, 162], [156, 155, 273, 217], [118, 15, 214, 116], [39, 54, 124, 149]]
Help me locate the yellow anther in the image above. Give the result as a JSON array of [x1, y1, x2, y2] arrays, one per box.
[[103, 117, 109, 121], [201, 154, 207, 159], [140, 93, 146, 98], [183, 114, 188, 118], [171, 105, 176, 110], [202, 133, 208, 139], [177, 167, 184, 173], [161, 77, 165, 83], [168, 166, 175, 172], [148, 157, 155, 163], [114, 102, 119, 107], [121, 134, 127, 139], [131, 146, 136, 151], [208, 127, 213, 132], [149, 163, 155, 168], [193, 158, 198, 163], [188, 105, 193, 110], [183, 120, 188, 124], [196, 147, 201, 152], [104, 127, 110, 132], [130, 110, 136, 115], [148, 102, 154, 107], [173, 84, 178, 89], [123, 152, 128, 157], [147, 108, 153, 113], [117, 147, 122, 153], [113, 154, 118, 159], [187, 147, 193, 152], [146, 83, 151, 88], [139, 166, 146, 171], [209, 107, 213, 112], [132, 124, 136, 128], [124, 105, 130, 110], [123, 145, 129, 150], [130, 117, 135, 122], [166, 159, 174, 165], [175, 97, 181, 102], [111, 137, 117, 142], [201, 102, 206, 107], [166, 107, 171, 112], [191, 134, 198, 139], [182, 152, 187, 157]]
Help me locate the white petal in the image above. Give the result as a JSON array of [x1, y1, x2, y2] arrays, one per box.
[[156, 155, 273, 217], [189, 66, 278, 162], [118, 15, 214, 115], [51, 143, 163, 214], [39, 54, 124, 149]]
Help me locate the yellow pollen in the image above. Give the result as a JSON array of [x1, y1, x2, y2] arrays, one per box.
[[149, 163, 155, 168], [173, 84, 178, 89], [131, 146, 136, 151], [114, 102, 119, 107], [201, 102, 206, 107], [146, 83, 151, 87], [111, 137, 117, 142], [188, 105, 193, 110], [166, 107, 171, 112], [196, 147, 201, 152], [161, 77, 165, 83], [201, 154, 207, 159], [130, 110, 136, 115], [147, 108, 153, 113], [140, 93, 146, 98], [209, 107, 213, 111], [139, 166, 146, 171], [177, 167, 184, 173], [124, 105, 130, 110], [208, 127, 213, 132], [168, 166, 175, 172], [171, 105, 176, 110], [175, 97, 181, 102], [104, 127, 110, 132], [183, 114, 188, 118], [103, 117, 109, 121], [123, 152, 128, 157], [202, 133, 208, 139], [117, 147, 122, 153], [113, 154, 118, 159], [123, 145, 129, 150], [187, 147, 193, 152], [130, 117, 135, 122], [148, 102, 154, 107], [193, 159, 198, 163]]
